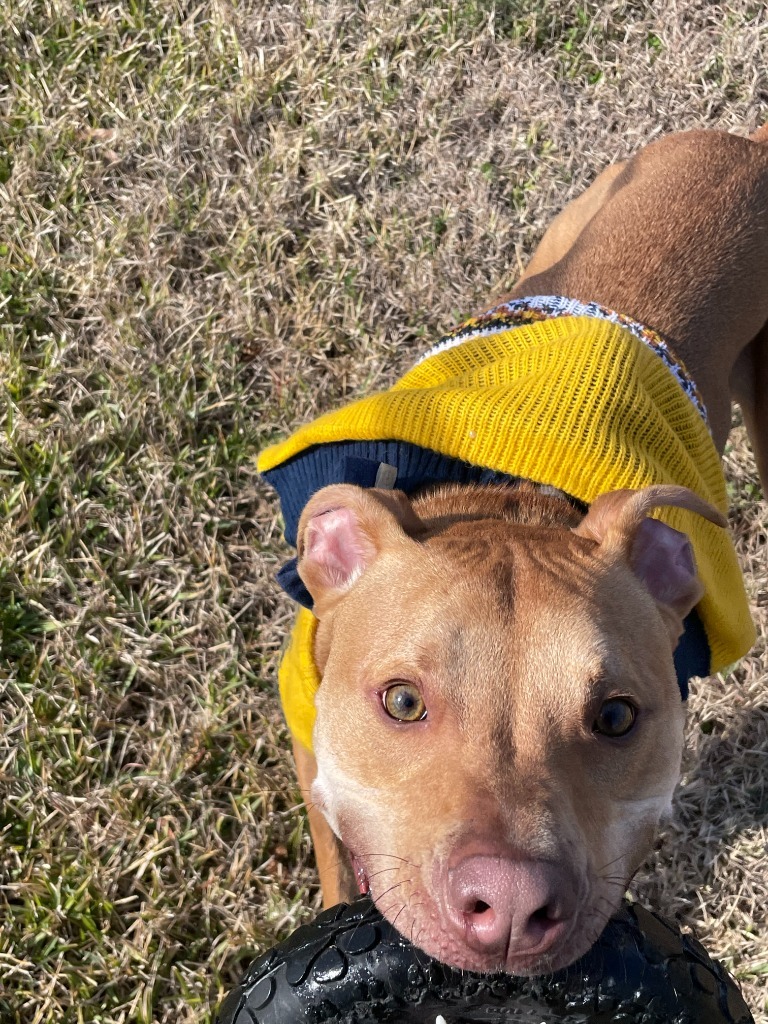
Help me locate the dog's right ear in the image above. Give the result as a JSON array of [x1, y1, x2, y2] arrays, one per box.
[[297, 484, 423, 614]]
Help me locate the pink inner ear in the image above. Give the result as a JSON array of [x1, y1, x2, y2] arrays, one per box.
[[303, 506, 375, 590], [631, 518, 703, 617]]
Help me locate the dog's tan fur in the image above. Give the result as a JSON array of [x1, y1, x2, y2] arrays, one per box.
[[289, 128, 768, 974]]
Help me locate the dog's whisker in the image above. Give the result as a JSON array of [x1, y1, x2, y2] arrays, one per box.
[[366, 865, 403, 880], [597, 876, 629, 888], [389, 902, 409, 934], [594, 850, 631, 874], [378, 900, 409, 924], [355, 851, 421, 867], [373, 879, 411, 905]]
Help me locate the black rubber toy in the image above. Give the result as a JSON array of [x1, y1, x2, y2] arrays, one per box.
[[215, 896, 754, 1024]]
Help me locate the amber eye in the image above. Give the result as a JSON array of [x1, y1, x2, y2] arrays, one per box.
[[594, 699, 637, 737], [382, 683, 426, 722]]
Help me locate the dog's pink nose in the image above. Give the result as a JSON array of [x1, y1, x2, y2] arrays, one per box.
[[445, 855, 572, 958]]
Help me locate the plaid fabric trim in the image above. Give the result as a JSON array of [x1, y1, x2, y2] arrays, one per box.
[[419, 295, 709, 427]]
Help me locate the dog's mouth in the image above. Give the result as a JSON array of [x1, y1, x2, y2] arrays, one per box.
[[341, 842, 605, 976], [350, 850, 370, 895]]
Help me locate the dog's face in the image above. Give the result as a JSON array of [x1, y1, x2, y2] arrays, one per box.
[[297, 483, 719, 975]]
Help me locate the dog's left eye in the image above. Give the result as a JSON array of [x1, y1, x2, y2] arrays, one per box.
[[593, 698, 636, 737], [382, 683, 426, 722]]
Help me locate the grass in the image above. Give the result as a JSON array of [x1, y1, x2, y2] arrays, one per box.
[[0, 1, 766, 1021]]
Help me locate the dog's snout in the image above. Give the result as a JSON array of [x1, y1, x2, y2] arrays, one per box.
[[445, 855, 573, 958]]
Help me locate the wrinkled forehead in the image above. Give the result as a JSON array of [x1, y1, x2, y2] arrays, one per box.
[[331, 530, 669, 699], [346, 532, 622, 651], [425, 573, 655, 714]]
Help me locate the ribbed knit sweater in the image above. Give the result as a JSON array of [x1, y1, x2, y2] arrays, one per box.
[[259, 304, 754, 753]]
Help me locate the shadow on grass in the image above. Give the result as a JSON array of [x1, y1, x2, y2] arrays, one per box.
[[0, 575, 49, 686]]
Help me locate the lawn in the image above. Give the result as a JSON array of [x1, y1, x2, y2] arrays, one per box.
[[0, 1, 766, 1022]]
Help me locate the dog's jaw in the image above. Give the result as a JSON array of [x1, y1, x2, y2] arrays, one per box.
[[312, 750, 678, 974], [312, 720, 678, 974]]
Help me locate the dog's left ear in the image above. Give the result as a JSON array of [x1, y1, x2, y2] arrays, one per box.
[[572, 485, 726, 627]]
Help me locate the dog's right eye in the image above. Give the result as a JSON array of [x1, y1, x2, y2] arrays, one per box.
[[593, 698, 637, 737], [382, 683, 426, 722]]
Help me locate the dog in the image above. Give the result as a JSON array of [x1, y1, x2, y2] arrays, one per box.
[[258, 126, 767, 976]]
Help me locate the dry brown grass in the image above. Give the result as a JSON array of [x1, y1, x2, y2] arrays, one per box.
[[0, 1, 765, 1021]]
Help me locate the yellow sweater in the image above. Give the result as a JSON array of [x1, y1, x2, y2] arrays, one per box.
[[259, 314, 754, 753]]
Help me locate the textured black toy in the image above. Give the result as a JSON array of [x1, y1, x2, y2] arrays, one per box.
[[215, 896, 754, 1024]]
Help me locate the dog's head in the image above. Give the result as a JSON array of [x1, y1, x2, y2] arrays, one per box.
[[296, 482, 724, 974]]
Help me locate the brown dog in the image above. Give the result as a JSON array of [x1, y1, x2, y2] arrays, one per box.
[[260, 127, 767, 976]]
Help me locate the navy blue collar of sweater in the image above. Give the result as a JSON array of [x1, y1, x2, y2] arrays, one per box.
[[262, 438, 709, 700]]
